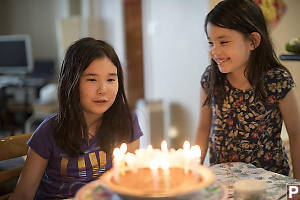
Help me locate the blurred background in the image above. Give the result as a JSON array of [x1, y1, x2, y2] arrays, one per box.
[[0, 0, 299, 162]]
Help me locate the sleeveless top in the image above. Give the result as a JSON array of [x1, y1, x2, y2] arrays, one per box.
[[201, 66, 294, 176]]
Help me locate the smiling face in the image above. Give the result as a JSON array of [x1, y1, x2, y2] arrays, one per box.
[[79, 56, 119, 124], [207, 23, 253, 75]]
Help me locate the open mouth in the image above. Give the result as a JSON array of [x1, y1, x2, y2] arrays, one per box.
[[215, 57, 229, 65]]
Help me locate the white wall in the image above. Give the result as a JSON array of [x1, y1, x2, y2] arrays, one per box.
[[0, 0, 68, 64], [270, 0, 300, 140], [0, 0, 125, 76], [142, 0, 210, 147], [90, 0, 126, 69]]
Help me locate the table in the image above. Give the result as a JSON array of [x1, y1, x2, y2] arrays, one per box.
[[0, 76, 47, 135], [210, 162, 300, 199], [74, 162, 300, 200]]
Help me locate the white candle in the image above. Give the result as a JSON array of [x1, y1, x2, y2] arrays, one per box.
[[191, 145, 201, 166], [147, 144, 153, 151], [161, 160, 170, 190], [113, 147, 121, 183], [190, 145, 201, 181], [125, 153, 136, 173], [150, 160, 159, 190], [161, 140, 168, 153], [120, 143, 127, 154], [183, 141, 191, 174], [119, 143, 127, 175]]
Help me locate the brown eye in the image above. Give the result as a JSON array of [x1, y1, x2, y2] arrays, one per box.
[[107, 79, 116, 82]]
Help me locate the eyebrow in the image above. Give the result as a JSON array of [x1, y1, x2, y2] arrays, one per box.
[[82, 73, 118, 76], [207, 35, 230, 40]]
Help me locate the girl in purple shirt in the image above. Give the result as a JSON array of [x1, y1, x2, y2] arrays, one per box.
[[11, 38, 143, 199]]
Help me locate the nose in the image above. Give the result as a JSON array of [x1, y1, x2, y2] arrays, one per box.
[[210, 45, 220, 57], [97, 81, 106, 94]]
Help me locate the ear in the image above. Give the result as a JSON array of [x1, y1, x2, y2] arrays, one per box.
[[249, 32, 261, 50]]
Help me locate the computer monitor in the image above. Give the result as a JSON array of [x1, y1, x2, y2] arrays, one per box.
[[0, 35, 33, 75]]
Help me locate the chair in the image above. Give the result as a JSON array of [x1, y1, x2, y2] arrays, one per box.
[[0, 133, 32, 200]]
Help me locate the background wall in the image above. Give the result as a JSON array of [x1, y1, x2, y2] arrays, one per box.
[[270, 0, 300, 140], [141, 0, 210, 147], [0, 0, 125, 76], [0, 0, 69, 71]]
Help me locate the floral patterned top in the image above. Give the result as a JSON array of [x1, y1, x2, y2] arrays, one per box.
[[201, 66, 295, 176]]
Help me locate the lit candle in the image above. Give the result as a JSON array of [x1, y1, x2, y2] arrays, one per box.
[[161, 140, 168, 153], [147, 144, 153, 151], [150, 160, 159, 190], [161, 160, 170, 190], [191, 145, 201, 165], [120, 143, 127, 175], [120, 143, 127, 154], [183, 141, 191, 174], [125, 153, 136, 172], [113, 147, 121, 183], [190, 145, 201, 181]]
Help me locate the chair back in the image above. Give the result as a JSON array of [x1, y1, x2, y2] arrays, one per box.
[[0, 133, 32, 199]]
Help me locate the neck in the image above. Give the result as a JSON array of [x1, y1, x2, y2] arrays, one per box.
[[86, 117, 102, 138], [226, 69, 251, 90]]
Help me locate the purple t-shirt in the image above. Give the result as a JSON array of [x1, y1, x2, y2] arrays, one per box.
[[28, 112, 143, 199]]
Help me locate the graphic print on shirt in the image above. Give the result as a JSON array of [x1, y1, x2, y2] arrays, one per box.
[[57, 149, 107, 198], [60, 150, 107, 179]]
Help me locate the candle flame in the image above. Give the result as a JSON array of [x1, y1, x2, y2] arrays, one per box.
[[120, 143, 127, 154], [161, 140, 168, 152], [183, 141, 190, 151], [113, 148, 121, 158], [147, 145, 153, 151]]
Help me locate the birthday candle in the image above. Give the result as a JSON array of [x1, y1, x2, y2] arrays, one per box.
[[120, 143, 127, 175], [113, 148, 121, 183], [147, 144, 153, 151], [161, 140, 168, 153], [183, 141, 191, 174], [161, 160, 170, 190], [190, 145, 201, 181], [150, 160, 159, 190], [125, 153, 136, 173]]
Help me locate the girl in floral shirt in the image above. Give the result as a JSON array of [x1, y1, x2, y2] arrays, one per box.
[[195, 0, 300, 178]]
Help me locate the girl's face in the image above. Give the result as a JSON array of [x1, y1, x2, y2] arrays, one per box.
[[206, 23, 253, 75], [79, 56, 119, 123]]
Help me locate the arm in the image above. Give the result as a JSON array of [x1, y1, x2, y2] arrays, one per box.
[[279, 88, 300, 179], [10, 148, 48, 200], [194, 87, 212, 163], [127, 139, 140, 153]]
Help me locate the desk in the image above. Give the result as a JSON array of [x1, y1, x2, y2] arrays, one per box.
[[74, 162, 300, 200], [0, 76, 47, 135]]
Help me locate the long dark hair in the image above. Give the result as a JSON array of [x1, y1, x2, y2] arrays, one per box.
[[203, 0, 287, 105], [55, 37, 133, 157]]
